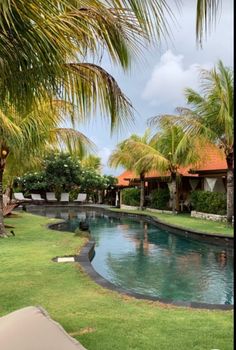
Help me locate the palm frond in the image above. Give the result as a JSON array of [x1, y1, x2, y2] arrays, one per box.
[[196, 0, 221, 46], [63, 63, 134, 132], [49, 128, 96, 157]]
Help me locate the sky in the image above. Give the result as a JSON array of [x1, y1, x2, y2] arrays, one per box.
[[78, 0, 233, 176]]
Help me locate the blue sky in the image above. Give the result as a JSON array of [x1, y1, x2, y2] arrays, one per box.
[[78, 0, 233, 176]]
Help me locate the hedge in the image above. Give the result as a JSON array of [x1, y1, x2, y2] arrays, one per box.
[[190, 190, 226, 215], [149, 188, 170, 210], [122, 188, 140, 206]]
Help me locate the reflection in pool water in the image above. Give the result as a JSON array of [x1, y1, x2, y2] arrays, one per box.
[[28, 207, 234, 305]]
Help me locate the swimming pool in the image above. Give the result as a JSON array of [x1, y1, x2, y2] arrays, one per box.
[[28, 206, 234, 305]]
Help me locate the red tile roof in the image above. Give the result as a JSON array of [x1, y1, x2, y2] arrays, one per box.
[[117, 170, 134, 186], [116, 146, 227, 186]]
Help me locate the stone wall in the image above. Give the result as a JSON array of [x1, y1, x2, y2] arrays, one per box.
[[191, 210, 227, 222], [146, 208, 173, 215], [120, 204, 140, 210], [120, 205, 173, 214]]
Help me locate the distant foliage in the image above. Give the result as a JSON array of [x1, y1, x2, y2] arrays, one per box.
[[149, 188, 170, 210], [14, 153, 118, 202], [14, 153, 81, 195], [191, 191, 226, 215], [14, 172, 47, 194], [122, 188, 140, 206], [44, 153, 81, 194], [79, 170, 117, 202]]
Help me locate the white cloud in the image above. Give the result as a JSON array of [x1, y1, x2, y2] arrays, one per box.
[[98, 147, 111, 168], [142, 50, 212, 108]]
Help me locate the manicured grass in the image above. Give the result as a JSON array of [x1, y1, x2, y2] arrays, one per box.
[[110, 208, 234, 236], [1, 212, 233, 350]]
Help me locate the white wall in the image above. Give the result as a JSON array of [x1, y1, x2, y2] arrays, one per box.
[[204, 178, 226, 193]]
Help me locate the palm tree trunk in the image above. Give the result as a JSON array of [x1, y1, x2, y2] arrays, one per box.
[[171, 173, 177, 213], [0, 166, 7, 237], [140, 173, 145, 210], [226, 151, 234, 224]]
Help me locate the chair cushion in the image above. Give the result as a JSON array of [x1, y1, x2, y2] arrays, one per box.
[[0, 306, 87, 350]]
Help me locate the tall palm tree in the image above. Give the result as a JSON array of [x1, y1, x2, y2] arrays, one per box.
[[158, 61, 233, 222], [0, 100, 94, 237], [128, 123, 201, 212], [109, 130, 163, 209]]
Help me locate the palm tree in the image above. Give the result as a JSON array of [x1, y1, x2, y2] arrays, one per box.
[[0, 100, 94, 237], [158, 61, 233, 223], [0, 0, 178, 126], [0, 1, 222, 117], [109, 130, 162, 209], [81, 155, 102, 173], [127, 123, 201, 212]]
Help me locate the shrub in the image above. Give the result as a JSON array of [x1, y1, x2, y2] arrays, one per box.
[[190, 190, 226, 215], [149, 188, 170, 210], [14, 172, 47, 194], [122, 188, 140, 206]]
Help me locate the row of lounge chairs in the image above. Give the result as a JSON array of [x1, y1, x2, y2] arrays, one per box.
[[13, 192, 87, 203]]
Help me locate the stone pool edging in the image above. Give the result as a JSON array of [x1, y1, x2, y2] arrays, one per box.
[[47, 206, 233, 310]]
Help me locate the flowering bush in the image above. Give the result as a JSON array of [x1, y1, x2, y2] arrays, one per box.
[[14, 153, 117, 201]]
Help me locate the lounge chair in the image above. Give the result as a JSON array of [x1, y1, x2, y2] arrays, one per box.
[[0, 306, 87, 349], [60, 193, 69, 203], [31, 193, 44, 203], [74, 193, 87, 203], [46, 192, 57, 202], [13, 192, 32, 202]]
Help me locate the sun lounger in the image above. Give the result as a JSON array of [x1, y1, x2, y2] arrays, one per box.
[[13, 192, 32, 202], [46, 192, 57, 202], [74, 193, 87, 203], [0, 306, 87, 350], [31, 193, 44, 203], [60, 193, 69, 202]]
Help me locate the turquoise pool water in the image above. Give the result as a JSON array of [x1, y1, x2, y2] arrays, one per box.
[[28, 207, 234, 305]]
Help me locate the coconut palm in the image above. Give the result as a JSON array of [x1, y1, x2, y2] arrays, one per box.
[[153, 61, 233, 222], [109, 130, 160, 209], [126, 123, 201, 212], [0, 0, 178, 126], [0, 1, 221, 118], [81, 155, 102, 173], [0, 100, 94, 237]]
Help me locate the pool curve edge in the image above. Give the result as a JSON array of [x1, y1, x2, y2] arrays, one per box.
[[48, 206, 234, 310]]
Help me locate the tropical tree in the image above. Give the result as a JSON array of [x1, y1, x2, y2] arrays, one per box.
[[0, 101, 93, 237], [81, 155, 102, 173], [109, 130, 158, 209], [125, 124, 201, 212], [156, 61, 233, 222], [0, 0, 178, 124], [0, 0, 222, 115]]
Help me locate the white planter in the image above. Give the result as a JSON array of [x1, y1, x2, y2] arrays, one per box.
[[191, 210, 227, 223]]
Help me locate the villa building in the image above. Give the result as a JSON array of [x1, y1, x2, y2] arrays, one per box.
[[115, 147, 228, 210]]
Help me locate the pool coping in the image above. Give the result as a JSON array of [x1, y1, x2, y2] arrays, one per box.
[[46, 206, 234, 310]]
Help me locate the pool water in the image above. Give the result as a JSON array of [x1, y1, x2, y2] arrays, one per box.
[[28, 207, 234, 305]]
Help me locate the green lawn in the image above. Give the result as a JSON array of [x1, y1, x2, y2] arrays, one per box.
[[0, 212, 233, 350], [110, 208, 234, 236]]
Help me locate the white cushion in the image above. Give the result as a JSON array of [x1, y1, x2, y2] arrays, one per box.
[[0, 306, 87, 350]]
